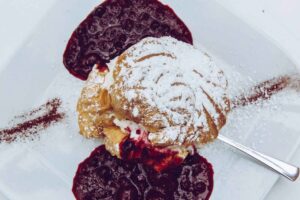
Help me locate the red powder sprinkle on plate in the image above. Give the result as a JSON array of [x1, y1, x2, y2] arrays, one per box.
[[233, 75, 300, 107], [0, 98, 65, 143]]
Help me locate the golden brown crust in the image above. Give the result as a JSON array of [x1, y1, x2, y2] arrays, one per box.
[[109, 39, 230, 146], [103, 126, 128, 157], [77, 37, 230, 149], [77, 69, 115, 138]]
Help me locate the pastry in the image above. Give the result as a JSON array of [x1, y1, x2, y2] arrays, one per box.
[[77, 36, 230, 158]]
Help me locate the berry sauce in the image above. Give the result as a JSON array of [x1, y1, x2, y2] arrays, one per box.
[[73, 145, 214, 200], [120, 134, 183, 172], [63, 0, 193, 80]]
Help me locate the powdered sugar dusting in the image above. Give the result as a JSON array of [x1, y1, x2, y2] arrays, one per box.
[[132, 107, 139, 117], [111, 37, 229, 145]]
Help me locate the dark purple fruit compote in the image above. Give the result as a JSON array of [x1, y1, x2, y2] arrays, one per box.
[[63, 0, 193, 80], [73, 145, 214, 200]]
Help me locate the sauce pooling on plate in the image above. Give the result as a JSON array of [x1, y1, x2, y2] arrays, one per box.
[[63, 0, 193, 80], [73, 145, 214, 200]]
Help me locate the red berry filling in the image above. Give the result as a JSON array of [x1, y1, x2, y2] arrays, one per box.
[[120, 128, 184, 172], [63, 0, 193, 80], [73, 145, 214, 200]]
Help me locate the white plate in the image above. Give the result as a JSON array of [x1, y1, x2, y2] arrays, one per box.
[[0, 0, 300, 199]]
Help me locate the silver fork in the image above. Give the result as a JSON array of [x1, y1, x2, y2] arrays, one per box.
[[218, 134, 300, 181]]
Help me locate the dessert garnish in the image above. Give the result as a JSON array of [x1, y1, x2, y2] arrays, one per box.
[[73, 145, 213, 200], [233, 74, 300, 107], [63, 0, 192, 80], [0, 98, 64, 143]]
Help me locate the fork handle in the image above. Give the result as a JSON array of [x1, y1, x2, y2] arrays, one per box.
[[218, 134, 300, 181]]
